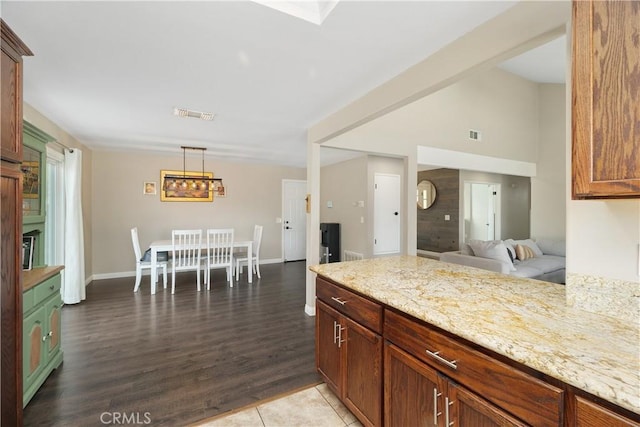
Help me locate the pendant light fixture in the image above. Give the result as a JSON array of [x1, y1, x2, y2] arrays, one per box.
[[162, 146, 222, 193]]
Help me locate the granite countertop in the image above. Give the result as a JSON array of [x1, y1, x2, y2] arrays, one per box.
[[310, 256, 640, 414]]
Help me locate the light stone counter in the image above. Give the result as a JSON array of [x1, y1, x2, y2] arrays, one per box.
[[310, 255, 640, 415]]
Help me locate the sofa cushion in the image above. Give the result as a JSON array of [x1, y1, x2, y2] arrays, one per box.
[[515, 244, 536, 260], [514, 239, 543, 256], [524, 255, 565, 273], [460, 243, 474, 256], [468, 240, 515, 271], [535, 239, 566, 257]]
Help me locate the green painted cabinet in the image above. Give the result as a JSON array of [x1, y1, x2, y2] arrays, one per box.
[[22, 121, 53, 269], [23, 272, 63, 407]]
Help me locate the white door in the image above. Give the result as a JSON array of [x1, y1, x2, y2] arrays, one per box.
[[465, 182, 499, 241], [283, 180, 307, 261], [373, 173, 401, 255]]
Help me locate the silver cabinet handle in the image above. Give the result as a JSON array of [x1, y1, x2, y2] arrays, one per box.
[[333, 321, 338, 344], [445, 397, 454, 426], [337, 325, 346, 348], [330, 296, 347, 305], [433, 388, 442, 425], [425, 349, 457, 370]]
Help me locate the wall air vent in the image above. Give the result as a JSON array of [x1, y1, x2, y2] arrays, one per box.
[[469, 129, 482, 141], [173, 107, 215, 121]]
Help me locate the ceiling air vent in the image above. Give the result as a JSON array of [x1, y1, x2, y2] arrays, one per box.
[[468, 129, 482, 141], [173, 107, 215, 121]]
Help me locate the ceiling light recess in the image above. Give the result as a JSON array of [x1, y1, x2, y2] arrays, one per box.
[[173, 107, 215, 121]]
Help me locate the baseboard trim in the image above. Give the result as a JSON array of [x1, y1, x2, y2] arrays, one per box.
[[91, 258, 283, 282], [304, 304, 316, 317]]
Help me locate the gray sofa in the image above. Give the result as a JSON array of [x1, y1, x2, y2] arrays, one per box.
[[440, 238, 565, 284]]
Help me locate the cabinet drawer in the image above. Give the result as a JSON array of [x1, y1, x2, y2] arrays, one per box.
[[34, 274, 61, 306], [316, 277, 382, 334], [384, 309, 563, 427], [23, 288, 35, 314]]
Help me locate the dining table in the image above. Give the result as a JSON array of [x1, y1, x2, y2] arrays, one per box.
[[148, 239, 253, 294]]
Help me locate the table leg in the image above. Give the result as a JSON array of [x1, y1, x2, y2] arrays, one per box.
[[247, 242, 253, 284], [151, 248, 158, 294]]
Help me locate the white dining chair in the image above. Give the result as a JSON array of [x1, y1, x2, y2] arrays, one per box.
[[235, 225, 263, 281], [171, 229, 203, 294], [131, 227, 168, 292], [204, 228, 234, 289]]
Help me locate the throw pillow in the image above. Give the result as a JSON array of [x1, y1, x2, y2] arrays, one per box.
[[468, 240, 516, 271], [515, 244, 536, 260], [514, 239, 543, 257]]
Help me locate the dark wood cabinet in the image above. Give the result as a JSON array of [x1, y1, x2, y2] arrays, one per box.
[[1, 18, 33, 426], [383, 307, 563, 427], [385, 343, 527, 427], [572, 0, 640, 198], [575, 396, 640, 427], [316, 278, 383, 427], [384, 309, 563, 427]]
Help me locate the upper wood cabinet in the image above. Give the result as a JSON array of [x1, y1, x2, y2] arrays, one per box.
[[1, 20, 32, 163], [572, 0, 640, 199], [1, 18, 32, 426]]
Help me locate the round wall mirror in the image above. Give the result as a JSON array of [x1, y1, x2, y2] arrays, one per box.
[[417, 180, 437, 209]]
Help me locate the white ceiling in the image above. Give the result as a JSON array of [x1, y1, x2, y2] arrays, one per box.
[[2, 1, 564, 169]]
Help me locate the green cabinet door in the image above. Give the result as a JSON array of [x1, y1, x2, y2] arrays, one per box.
[[23, 306, 46, 390]]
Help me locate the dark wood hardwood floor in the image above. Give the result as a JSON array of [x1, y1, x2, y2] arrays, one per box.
[[24, 262, 319, 426]]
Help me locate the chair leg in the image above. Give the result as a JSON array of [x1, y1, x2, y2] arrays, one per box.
[[171, 268, 176, 294], [133, 266, 142, 292], [206, 264, 210, 291], [235, 260, 240, 281], [229, 266, 233, 288], [255, 259, 261, 279], [197, 267, 201, 292], [162, 265, 167, 288]]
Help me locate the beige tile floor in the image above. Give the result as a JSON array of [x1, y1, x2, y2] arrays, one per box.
[[195, 383, 362, 427]]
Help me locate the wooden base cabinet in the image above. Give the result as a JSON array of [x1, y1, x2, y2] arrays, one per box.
[[385, 343, 526, 427], [22, 271, 63, 407], [316, 278, 383, 427], [574, 396, 640, 427]]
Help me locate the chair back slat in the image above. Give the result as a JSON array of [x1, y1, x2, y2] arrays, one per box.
[[252, 225, 263, 257], [131, 227, 143, 260], [172, 229, 202, 268], [206, 228, 234, 266]]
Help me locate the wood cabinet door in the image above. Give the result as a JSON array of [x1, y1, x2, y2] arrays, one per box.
[[572, 0, 640, 198], [343, 316, 382, 427], [448, 382, 528, 427], [1, 167, 23, 424], [23, 307, 46, 389], [575, 396, 640, 427], [45, 297, 62, 360], [385, 343, 443, 427], [316, 300, 342, 395]]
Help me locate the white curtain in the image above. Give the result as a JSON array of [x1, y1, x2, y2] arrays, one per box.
[[62, 148, 86, 304]]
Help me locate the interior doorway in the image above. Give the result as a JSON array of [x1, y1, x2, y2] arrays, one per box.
[[373, 173, 401, 255], [463, 182, 501, 242], [282, 179, 307, 261]]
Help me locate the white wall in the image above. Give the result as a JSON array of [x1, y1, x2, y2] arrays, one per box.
[[324, 68, 541, 165], [320, 154, 405, 260], [320, 155, 368, 259], [92, 150, 305, 277], [531, 84, 566, 240]]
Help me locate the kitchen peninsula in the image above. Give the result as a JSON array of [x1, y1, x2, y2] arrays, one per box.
[[310, 256, 639, 426]]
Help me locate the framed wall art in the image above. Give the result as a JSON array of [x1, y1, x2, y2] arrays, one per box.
[[143, 181, 157, 195], [160, 170, 214, 202]]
